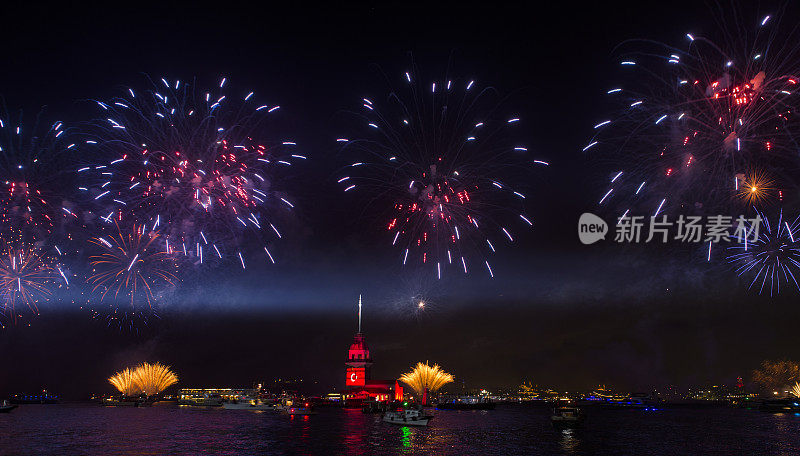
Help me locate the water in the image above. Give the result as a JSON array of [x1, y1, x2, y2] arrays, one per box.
[[1, 403, 799, 455]]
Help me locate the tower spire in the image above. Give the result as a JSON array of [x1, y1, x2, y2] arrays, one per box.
[[358, 294, 362, 333]]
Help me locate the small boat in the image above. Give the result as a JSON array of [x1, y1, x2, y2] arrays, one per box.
[[382, 408, 431, 426], [100, 398, 138, 407], [436, 396, 495, 410], [362, 401, 391, 413], [223, 398, 277, 411], [10, 393, 59, 404], [759, 398, 800, 413], [602, 397, 648, 409], [0, 400, 18, 413], [275, 397, 314, 415], [551, 406, 585, 426], [285, 406, 314, 415]]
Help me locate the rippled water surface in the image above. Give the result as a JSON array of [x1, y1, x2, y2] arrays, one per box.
[[1, 403, 799, 455]]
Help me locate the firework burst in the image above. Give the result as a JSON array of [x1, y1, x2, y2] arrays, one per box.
[[386, 272, 444, 320], [108, 362, 178, 396], [727, 209, 800, 296], [0, 242, 60, 322], [585, 10, 800, 218], [79, 76, 301, 269], [88, 221, 178, 311], [338, 69, 546, 278], [398, 361, 454, 397], [0, 106, 79, 245]]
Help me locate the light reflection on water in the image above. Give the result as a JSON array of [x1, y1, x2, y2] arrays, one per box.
[[400, 426, 411, 449], [559, 428, 580, 453], [1, 403, 800, 455]]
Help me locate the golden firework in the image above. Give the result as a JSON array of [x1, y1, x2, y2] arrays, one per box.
[[398, 361, 454, 396], [108, 362, 178, 396], [132, 362, 179, 396], [736, 170, 774, 205], [791, 382, 800, 398], [108, 368, 140, 396], [753, 359, 800, 391]]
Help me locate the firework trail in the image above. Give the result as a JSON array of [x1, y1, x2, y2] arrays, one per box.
[[78, 76, 302, 269], [727, 208, 800, 296], [338, 69, 546, 278], [88, 221, 178, 312], [585, 9, 800, 219]]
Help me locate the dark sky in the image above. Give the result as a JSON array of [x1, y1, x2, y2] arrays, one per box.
[[0, 1, 797, 399]]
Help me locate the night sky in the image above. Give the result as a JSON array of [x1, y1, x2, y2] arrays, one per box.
[[1, 1, 798, 399]]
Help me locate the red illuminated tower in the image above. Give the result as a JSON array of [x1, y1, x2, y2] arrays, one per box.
[[345, 295, 372, 388]]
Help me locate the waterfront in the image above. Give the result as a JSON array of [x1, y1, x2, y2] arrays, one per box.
[[2, 404, 800, 455]]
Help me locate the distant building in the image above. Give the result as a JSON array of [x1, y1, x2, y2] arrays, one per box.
[[342, 296, 403, 405]]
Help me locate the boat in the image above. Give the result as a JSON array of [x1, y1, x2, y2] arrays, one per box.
[[382, 408, 432, 426], [551, 406, 585, 426], [759, 398, 800, 413], [436, 396, 495, 410], [0, 400, 18, 413], [362, 401, 391, 413], [273, 396, 315, 415], [178, 395, 224, 407], [601, 397, 649, 410], [10, 392, 59, 404], [100, 398, 139, 407], [285, 405, 315, 415], [223, 398, 277, 411]]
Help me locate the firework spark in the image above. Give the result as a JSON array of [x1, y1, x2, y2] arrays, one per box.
[[398, 361, 454, 397], [727, 209, 800, 295], [88, 221, 178, 310], [79, 76, 301, 268], [586, 10, 800, 217], [338, 69, 545, 278]]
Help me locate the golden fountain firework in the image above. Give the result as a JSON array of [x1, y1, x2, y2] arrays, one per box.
[[398, 361, 454, 396], [791, 382, 800, 398], [108, 368, 140, 396], [134, 362, 178, 395], [108, 362, 178, 396]]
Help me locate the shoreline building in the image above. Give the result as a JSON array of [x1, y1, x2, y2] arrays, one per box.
[[342, 296, 403, 406]]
